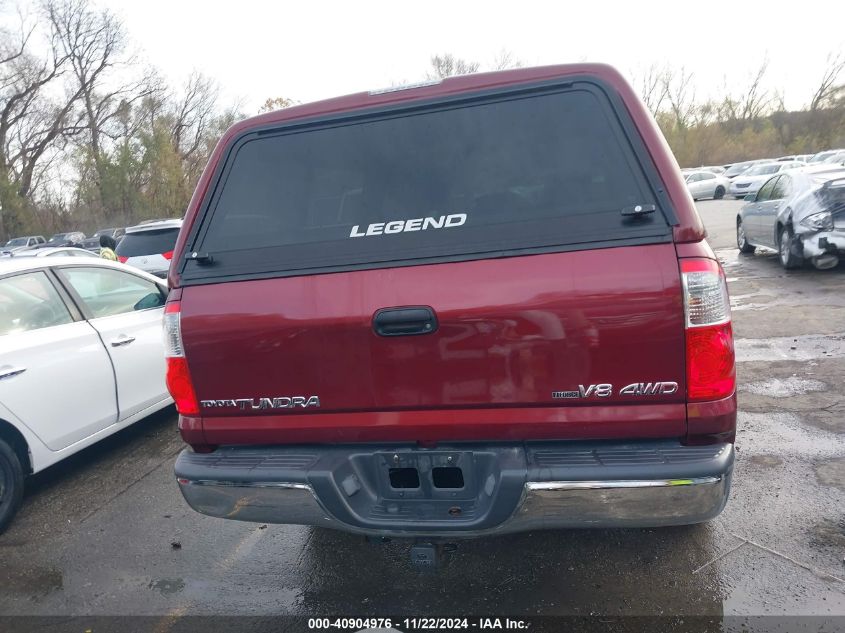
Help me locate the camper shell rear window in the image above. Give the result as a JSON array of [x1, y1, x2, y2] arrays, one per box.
[[181, 80, 673, 283]]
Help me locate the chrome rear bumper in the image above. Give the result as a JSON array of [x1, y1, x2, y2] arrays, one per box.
[[176, 442, 733, 537]]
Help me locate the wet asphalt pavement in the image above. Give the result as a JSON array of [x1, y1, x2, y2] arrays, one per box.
[[1, 198, 844, 622]]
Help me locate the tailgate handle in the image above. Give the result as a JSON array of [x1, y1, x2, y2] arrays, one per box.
[[373, 306, 438, 337]]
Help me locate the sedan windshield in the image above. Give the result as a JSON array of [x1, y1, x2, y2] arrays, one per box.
[[725, 163, 752, 177], [48, 233, 68, 243], [4, 238, 27, 247], [745, 164, 780, 176], [809, 151, 837, 163]]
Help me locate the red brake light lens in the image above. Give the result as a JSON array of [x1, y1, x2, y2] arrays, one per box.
[[681, 259, 735, 402], [686, 322, 735, 401], [163, 301, 199, 415], [118, 256, 128, 263], [166, 357, 199, 416], [162, 250, 174, 260]]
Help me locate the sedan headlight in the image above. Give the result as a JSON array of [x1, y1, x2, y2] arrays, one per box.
[[800, 211, 834, 231]]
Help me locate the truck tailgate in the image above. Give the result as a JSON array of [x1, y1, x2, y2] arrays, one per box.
[[181, 243, 687, 444]]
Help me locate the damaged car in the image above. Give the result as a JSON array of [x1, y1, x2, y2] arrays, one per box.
[[736, 165, 845, 269]]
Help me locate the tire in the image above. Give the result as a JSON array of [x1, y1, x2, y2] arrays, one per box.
[[778, 224, 803, 269], [737, 218, 755, 254], [0, 439, 24, 534], [714, 186, 725, 200]]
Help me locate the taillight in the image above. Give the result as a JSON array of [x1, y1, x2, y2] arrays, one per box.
[[118, 256, 128, 263], [163, 300, 199, 415], [681, 259, 735, 401], [162, 250, 174, 260]]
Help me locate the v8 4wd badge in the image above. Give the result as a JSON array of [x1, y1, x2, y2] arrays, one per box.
[[553, 382, 678, 399]]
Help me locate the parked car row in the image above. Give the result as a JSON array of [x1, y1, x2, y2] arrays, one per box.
[[3, 220, 182, 279], [684, 149, 845, 201], [3, 227, 124, 257], [737, 164, 845, 270]]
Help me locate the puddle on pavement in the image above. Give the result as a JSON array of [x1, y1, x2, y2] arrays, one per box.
[[1, 566, 63, 597], [732, 300, 778, 312], [723, 579, 845, 616], [716, 248, 779, 271], [815, 458, 845, 491], [735, 335, 845, 362], [717, 249, 742, 268], [810, 517, 845, 551], [739, 411, 845, 460], [741, 377, 828, 397], [148, 578, 185, 596], [747, 454, 783, 468]]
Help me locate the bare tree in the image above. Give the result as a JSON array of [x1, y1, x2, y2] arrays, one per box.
[[46, 0, 161, 205], [426, 53, 480, 80], [0, 7, 79, 238], [633, 64, 668, 115], [663, 67, 696, 130], [738, 59, 773, 120], [810, 51, 845, 111], [170, 72, 220, 168], [46, 0, 122, 162], [490, 49, 522, 71], [0, 0, 247, 239], [0, 6, 36, 90], [716, 60, 775, 122]]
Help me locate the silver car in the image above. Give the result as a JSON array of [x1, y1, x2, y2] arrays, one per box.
[[821, 150, 845, 166], [684, 170, 730, 200], [2, 236, 46, 256], [728, 161, 803, 199], [808, 149, 845, 164], [724, 159, 772, 180], [736, 165, 845, 270]]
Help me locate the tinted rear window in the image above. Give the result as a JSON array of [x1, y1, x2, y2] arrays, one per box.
[[117, 229, 179, 257], [187, 84, 669, 281]]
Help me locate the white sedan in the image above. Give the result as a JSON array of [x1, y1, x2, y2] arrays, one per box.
[[684, 170, 730, 200], [0, 257, 172, 532]]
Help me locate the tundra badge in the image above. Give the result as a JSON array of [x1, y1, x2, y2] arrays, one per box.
[[200, 396, 320, 410]]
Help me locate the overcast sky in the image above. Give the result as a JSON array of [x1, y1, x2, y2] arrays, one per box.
[[29, 0, 845, 113]]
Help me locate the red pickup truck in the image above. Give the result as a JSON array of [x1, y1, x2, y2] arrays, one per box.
[[168, 64, 736, 539]]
